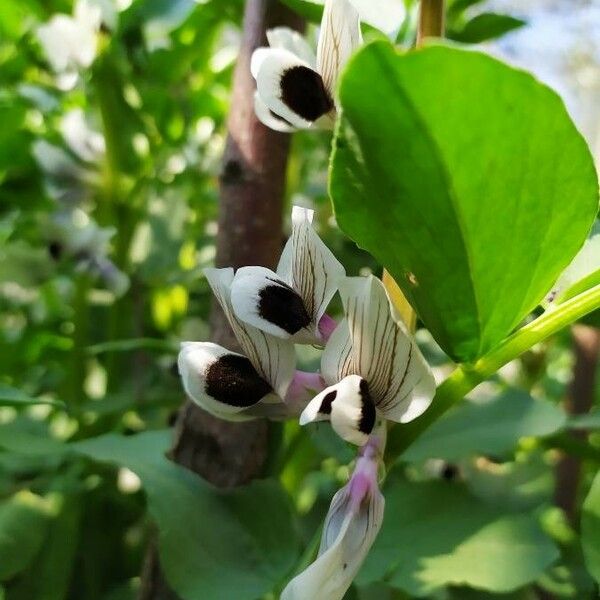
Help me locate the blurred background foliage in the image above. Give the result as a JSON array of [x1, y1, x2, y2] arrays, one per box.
[[0, 0, 599, 599]]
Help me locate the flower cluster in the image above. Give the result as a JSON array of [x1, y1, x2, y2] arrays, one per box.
[[179, 1, 436, 596], [179, 206, 435, 598], [251, 0, 361, 131]]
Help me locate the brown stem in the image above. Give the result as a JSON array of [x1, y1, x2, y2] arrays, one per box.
[[417, 0, 445, 45], [554, 324, 600, 523], [139, 1, 302, 598]]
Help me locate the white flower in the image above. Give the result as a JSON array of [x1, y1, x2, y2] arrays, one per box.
[[545, 231, 600, 306], [178, 268, 297, 420], [300, 275, 436, 445], [282, 439, 384, 600], [230, 206, 345, 345], [251, 0, 362, 131], [37, 0, 103, 89], [60, 109, 106, 163], [48, 209, 129, 296]]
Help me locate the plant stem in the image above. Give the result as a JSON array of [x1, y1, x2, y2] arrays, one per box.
[[391, 283, 600, 458], [554, 325, 600, 523], [417, 0, 445, 44]]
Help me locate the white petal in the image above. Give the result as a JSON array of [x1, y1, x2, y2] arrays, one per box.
[[205, 268, 296, 398], [266, 27, 317, 66], [277, 205, 346, 330], [74, 0, 103, 32], [60, 109, 105, 162], [231, 266, 311, 339], [32, 140, 84, 179], [321, 318, 354, 386], [37, 16, 79, 73], [177, 342, 275, 420], [282, 462, 384, 600], [316, 0, 362, 94], [254, 92, 296, 133], [340, 276, 436, 423], [251, 47, 272, 80], [254, 48, 333, 128], [300, 375, 375, 446]]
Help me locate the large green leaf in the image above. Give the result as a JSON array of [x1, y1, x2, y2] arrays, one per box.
[[359, 479, 558, 595], [0, 385, 65, 409], [75, 431, 299, 600], [331, 42, 599, 361], [582, 471, 600, 584], [0, 492, 51, 582], [401, 389, 566, 462]]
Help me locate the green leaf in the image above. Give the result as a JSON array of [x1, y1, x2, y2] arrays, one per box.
[[0, 492, 51, 581], [448, 0, 486, 15], [280, 0, 323, 22], [359, 479, 558, 595], [75, 431, 299, 600], [7, 494, 82, 600], [0, 421, 68, 456], [582, 471, 600, 584], [0, 385, 65, 409], [331, 42, 599, 362], [450, 13, 526, 43], [569, 411, 600, 430], [400, 389, 566, 462]]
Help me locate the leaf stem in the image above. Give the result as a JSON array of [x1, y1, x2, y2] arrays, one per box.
[[390, 283, 600, 457], [418, 0, 446, 44]]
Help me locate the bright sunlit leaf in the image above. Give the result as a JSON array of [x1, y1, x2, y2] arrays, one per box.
[[331, 42, 599, 362]]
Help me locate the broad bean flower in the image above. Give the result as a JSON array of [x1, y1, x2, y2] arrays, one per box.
[[301, 275, 436, 445], [251, 0, 361, 131], [282, 431, 385, 600], [37, 0, 103, 89], [231, 206, 345, 344], [178, 267, 296, 420]]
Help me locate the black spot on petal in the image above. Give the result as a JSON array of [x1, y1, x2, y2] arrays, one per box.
[[441, 463, 460, 481], [48, 241, 63, 260], [259, 281, 311, 335], [319, 390, 337, 415], [205, 354, 272, 407], [280, 66, 334, 122], [358, 379, 376, 435]]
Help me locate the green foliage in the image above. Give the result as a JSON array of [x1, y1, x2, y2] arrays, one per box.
[[359, 478, 559, 595], [450, 13, 526, 43], [331, 42, 599, 361], [0, 493, 51, 582], [1, 0, 599, 598], [402, 389, 566, 462], [0, 385, 65, 409], [76, 431, 300, 600], [582, 472, 600, 584]]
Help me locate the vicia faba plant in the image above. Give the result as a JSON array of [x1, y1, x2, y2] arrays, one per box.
[[2, 0, 600, 599], [173, 0, 600, 597]]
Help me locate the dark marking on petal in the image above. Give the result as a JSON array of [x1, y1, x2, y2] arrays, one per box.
[[441, 463, 460, 482], [205, 354, 272, 407], [48, 241, 63, 260], [280, 66, 334, 122], [319, 390, 337, 415], [358, 379, 376, 435], [259, 281, 311, 335]]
